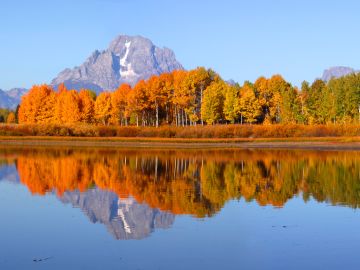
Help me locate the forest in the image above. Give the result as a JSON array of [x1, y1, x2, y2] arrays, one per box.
[[14, 67, 360, 127]]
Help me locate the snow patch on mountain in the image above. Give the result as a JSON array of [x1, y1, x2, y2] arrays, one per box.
[[120, 40, 131, 66]]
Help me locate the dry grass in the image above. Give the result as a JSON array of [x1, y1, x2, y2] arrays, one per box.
[[0, 123, 360, 138]]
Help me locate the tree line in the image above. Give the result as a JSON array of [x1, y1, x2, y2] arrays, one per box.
[[17, 67, 360, 126], [0, 109, 16, 124]]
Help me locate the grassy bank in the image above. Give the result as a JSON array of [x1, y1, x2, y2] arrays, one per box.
[[0, 124, 360, 150], [1, 123, 360, 138], [0, 136, 360, 150]]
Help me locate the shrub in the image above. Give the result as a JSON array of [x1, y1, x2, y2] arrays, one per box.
[[0, 123, 360, 138]]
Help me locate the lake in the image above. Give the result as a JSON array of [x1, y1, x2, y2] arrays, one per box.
[[1, 146, 360, 270]]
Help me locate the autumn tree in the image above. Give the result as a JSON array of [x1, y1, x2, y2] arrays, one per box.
[[304, 79, 328, 124], [79, 89, 95, 123], [254, 76, 278, 123], [201, 80, 226, 124], [6, 112, 16, 124], [158, 73, 175, 125], [173, 70, 190, 126], [185, 68, 214, 125], [95, 92, 112, 125], [125, 89, 139, 126], [236, 83, 262, 124], [18, 84, 56, 124], [53, 88, 83, 124], [126, 80, 149, 126], [110, 84, 131, 125], [280, 86, 302, 124], [0, 108, 12, 123], [223, 84, 240, 123], [147, 75, 167, 127], [327, 73, 360, 124]]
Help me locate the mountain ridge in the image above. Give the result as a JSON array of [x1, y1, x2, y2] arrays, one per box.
[[321, 66, 358, 82], [51, 35, 184, 93], [0, 88, 27, 110]]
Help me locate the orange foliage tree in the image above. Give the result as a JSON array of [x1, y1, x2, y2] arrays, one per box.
[[110, 84, 131, 125], [95, 92, 112, 125], [78, 89, 95, 123], [6, 112, 16, 123], [18, 84, 56, 124]]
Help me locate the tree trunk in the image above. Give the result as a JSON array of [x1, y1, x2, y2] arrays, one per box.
[[179, 108, 182, 127], [200, 86, 204, 126], [166, 104, 169, 124], [156, 101, 159, 128], [175, 106, 178, 126], [181, 109, 184, 127]]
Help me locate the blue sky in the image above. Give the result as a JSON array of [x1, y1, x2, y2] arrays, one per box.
[[1, 0, 359, 90]]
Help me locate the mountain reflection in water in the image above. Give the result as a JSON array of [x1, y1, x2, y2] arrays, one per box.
[[1, 147, 360, 240], [60, 189, 175, 240]]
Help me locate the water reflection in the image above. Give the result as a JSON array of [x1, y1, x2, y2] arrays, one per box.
[[60, 189, 174, 240], [1, 147, 360, 239]]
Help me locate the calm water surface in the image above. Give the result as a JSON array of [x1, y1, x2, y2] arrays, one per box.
[[1, 147, 360, 270]]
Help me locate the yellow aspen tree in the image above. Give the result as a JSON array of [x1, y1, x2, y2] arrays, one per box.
[[110, 84, 131, 125], [158, 72, 174, 125], [6, 112, 16, 124], [201, 80, 226, 124], [62, 90, 81, 123], [95, 92, 112, 125], [236, 83, 262, 124], [79, 89, 95, 123], [223, 84, 240, 123]]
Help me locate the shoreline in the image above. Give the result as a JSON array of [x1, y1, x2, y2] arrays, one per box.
[[0, 136, 360, 150]]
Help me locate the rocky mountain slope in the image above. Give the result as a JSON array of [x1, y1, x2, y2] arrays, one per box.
[[0, 88, 27, 109], [51, 35, 183, 93], [321, 66, 358, 82]]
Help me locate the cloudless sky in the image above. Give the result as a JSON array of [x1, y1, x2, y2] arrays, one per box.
[[1, 0, 360, 89]]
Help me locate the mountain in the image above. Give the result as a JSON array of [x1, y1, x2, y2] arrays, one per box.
[[51, 35, 184, 93], [322, 66, 357, 82], [60, 188, 175, 240], [226, 79, 238, 86], [6, 88, 28, 100], [0, 88, 27, 110]]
